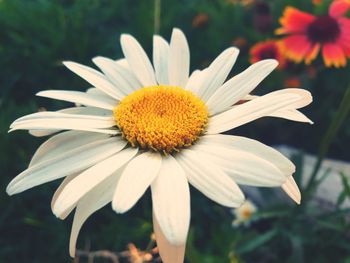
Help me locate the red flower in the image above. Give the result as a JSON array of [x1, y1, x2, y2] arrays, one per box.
[[276, 0, 350, 67], [250, 40, 286, 68]]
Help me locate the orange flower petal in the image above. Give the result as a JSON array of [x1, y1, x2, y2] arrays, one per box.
[[337, 17, 350, 56], [279, 35, 312, 63], [276, 6, 315, 35], [322, 43, 347, 67], [305, 44, 320, 65], [329, 0, 350, 18]]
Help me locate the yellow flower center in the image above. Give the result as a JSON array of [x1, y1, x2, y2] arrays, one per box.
[[241, 209, 253, 220], [114, 85, 208, 154]]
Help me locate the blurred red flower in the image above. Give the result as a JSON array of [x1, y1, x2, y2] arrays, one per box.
[[276, 0, 350, 67], [284, 77, 302, 88], [192, 13, 209, 28], [312, 0, 323, 5], [250, 40, 286, 69]]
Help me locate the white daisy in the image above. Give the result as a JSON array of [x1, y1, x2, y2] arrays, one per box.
[[232, 199, 257, 227], [7, 28, 312, 262]]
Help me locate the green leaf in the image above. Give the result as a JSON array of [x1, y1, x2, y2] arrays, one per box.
[[337, 172, 350, 206], [286, 235, 304, 263], [236, 229, 278, 254]]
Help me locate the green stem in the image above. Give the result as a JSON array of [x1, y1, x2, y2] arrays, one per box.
[[154, 0, 161, 34], [304, 86, 350, 196]]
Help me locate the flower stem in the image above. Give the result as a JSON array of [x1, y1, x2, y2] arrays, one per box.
[[304, 86, 350, 196], [154, 0, 161, 34]]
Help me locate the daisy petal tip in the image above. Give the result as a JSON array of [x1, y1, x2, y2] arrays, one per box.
[[306, 118, 314, 125], [120, 33, 133, 43], [5, 185, 15, 196], [6, 181, 22, 196], [282, 176, 301, 205], [69, 246, 76, 258], [35, 90, 52, 98], [62, 61, 74, 67], [111, 202, 128, 214], [52, 210, 62, 219], [265, 59, 279, 68], [91, 56, 104, 64], [51, 205, 64, 219], [228, 46, 240, 55], [171, 28, 188, 45], [292, 194, 301, 205], [172, 27, 184, 35]]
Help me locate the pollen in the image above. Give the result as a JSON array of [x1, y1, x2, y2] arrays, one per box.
[[114, 85, 208, 154]]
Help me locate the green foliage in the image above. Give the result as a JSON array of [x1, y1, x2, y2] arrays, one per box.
[[0, 0, 350, 262]]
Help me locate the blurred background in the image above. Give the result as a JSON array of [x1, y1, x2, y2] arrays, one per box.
[[1, 0, 350, 262]]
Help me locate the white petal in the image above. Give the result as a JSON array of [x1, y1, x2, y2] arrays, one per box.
[[153, 35, 170, 85], [192, 143, 286, 187], [28, 107, 113, 137], [243, 94, 259, 100], [51, 173, 79, 220], [282, 176, 301, 204], [115, 58, 129, 69], [57, 106, 112, 116], [37, 90, 116, 110], [69, 171, 120, 257], [168, 28, 190, 87], [207, 59, 278, 115], [6, 137, 126, 195], [196, 47, 239, 101], [92, 56, 141, 95], [63, 61, 123, 100], [29, 130, 109, 167], [176, 149, 245, 207], [277, 88, 313, 109], [112, 152, 162, 213], [53, 147, 138, 218], [269, 109, 313, 124], [120, 34, 157, 87], [29, 130, 60, 137], [199, 134, 295, 175], [151, 155, 190, 245], [231, 93, 313, 124], [86, 87, 108, 96], [207, 89, 312, 134], [10, 111, 117, 135], [185, 69, 207, 94], [114, 58, 142, 89], [153, 213, 186, 263], [12, 111, 114, 125], [237, 93, 313, 124]]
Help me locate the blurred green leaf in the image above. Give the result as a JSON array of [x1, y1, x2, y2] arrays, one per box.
[[236, 229, 278, 254], [337, 172, 350, 207]]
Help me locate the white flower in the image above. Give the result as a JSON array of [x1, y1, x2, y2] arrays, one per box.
[[232, 199, 257, 227], [7, 28, 312, 263]]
